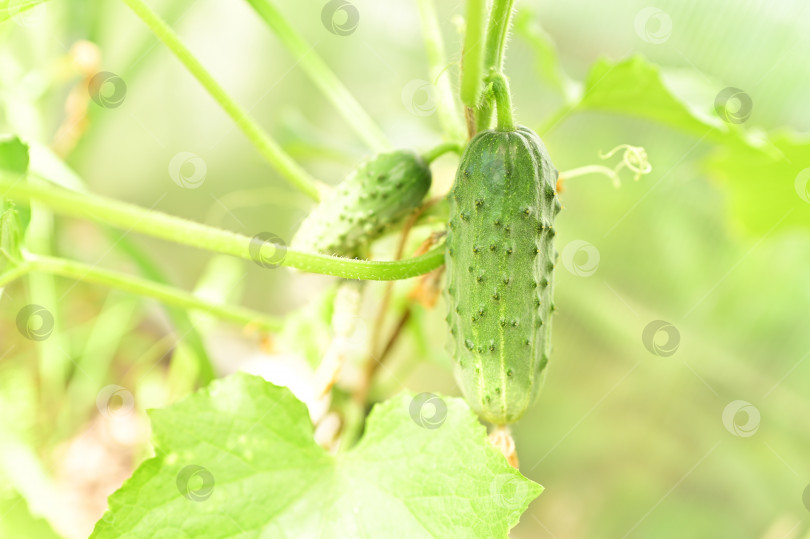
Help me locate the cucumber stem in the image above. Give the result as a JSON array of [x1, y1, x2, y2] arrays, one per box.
[[0, 176, 445, 281], [483, 0, 517, 74], [490, 74, 515, 131], [476, 0, 517, 131], [422, 142, 462, 164]]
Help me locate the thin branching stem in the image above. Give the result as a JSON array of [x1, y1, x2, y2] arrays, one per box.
[[22, 254, 284, 330], [0, 178, 445, 281], [244, 0, 390, 153], [120, 0, 322, 200]]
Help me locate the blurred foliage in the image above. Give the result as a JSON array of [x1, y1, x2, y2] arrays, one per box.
[[0, 0, 809, 537]]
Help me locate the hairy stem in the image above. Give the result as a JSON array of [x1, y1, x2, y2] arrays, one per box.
[[0, 178, 445, 281], [416, 0, 466, 143], [244, 0, 390, 153], [119, 0, 321, 201], [476, 0, 517, 130], [422, 142, 461, 164], [490, 74, 515, 131], [24, 254, 283, 331], [483, 0, 516, 73]]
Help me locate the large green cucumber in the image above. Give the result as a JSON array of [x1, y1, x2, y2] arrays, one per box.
[[445, 125, 560, 424], [292, 150, 431, 256]]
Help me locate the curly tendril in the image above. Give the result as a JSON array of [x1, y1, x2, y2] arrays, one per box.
[[558, 144, 653, 189]]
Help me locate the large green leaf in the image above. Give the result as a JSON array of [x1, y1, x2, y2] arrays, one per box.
[[578, 55, 738, 142], [704, 132, 810, 235], [92, 373, 541, 538], [571, 56, 807, 236]]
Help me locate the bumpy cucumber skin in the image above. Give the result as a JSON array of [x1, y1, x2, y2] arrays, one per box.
[[292, 150, 431, 256], [445, 126, 560, 424]]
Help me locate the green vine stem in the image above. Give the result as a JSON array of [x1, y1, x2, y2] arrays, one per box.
[[0, 178, 445, 281], [476, 0, 517, 131], [120, 0, 322, 201], [489, 74, 515, 131], [13, 254, 283, 331], [483, 0, 516, 73], [460, 0, 486, 110], [416, 0, 466, 143], [423, 142, 461, 164], [244, 0, 390, 153], [0, 261, 32, 288]]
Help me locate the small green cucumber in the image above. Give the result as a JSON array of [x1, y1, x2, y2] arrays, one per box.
[[292, 150, 431, 256], [444, 125, 560, 424]]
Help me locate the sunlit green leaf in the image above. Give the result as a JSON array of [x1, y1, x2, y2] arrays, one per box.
[[92, 373, 541, 538], [704, 132, 810, 235], [578, 55, 735, 141], [569, 55, 806, 236]]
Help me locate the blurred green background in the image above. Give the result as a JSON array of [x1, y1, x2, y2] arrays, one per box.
[[1, 0, 809, 537]]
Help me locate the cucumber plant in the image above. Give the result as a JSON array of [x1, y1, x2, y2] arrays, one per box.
[[0, 0, 659, 536]]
